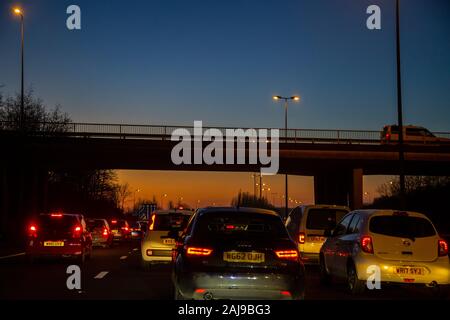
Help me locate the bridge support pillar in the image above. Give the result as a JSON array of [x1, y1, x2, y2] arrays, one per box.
[[314, 168, 363, 210]]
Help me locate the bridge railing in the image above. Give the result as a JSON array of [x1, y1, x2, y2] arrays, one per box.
[[1, 121, 450, 144]]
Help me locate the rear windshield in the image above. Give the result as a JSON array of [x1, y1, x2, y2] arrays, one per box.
[[110, 220, 126, 228], [87, 220, 105, 228], [195, 211, 287, 238], [153, 214, 190, 231], [369, 216, 436, 238], [38, 215, 79, 231], [306, 209, 349, 230]]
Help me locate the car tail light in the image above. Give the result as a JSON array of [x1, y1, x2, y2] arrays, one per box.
[[275, 250, 299, 260], [102, 228, 109, 236], [385, 133, 391, 140], [186, 247, 213, 256], [28, 224, 38, 238], [438, 239, 448, 257], [122, 227, 129, 232], [149, 214, 156, 231], [73, 225, 82, 238], [51, 214, 63, 218], [361, 236, 374, 254], [298, 232, 305, 244], [111, 220, 117, 224], [195, 289, 206, 294], [280, 291, 291, 297], [225, 225, 235, 230]]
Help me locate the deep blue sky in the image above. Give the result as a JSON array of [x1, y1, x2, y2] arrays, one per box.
[[1, 0, 449, 130]]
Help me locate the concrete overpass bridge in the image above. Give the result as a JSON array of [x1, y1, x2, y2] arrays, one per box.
[[1, 122, 450, 237]]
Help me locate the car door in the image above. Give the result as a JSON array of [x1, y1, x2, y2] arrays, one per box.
[[334, 214, 361, 277], [326, 213, 354, 277]]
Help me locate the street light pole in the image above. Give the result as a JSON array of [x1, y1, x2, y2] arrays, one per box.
[[395, 0, 406, 209], [13, 8, 24, 129], [273, 95, 300, 217]]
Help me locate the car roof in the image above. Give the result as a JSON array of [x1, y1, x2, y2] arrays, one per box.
[[384, 124, 427, 130], [198, 207, 279, 217], [152, 210, 193, 216], [299, 204, 350, 211], [351, 209, 429, 219]]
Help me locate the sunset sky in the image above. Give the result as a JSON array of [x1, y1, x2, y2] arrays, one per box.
[[1, 0, 449, 208]]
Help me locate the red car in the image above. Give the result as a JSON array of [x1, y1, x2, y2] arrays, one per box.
[[26, 213, 93, 263]]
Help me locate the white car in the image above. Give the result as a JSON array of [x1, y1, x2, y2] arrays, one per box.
[[285, 205, 349, 263], [141, 210, 192, 269], [320, 209, 450, 296]]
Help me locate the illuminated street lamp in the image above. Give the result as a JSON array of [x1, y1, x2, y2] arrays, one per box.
[[273, 95, 301, 217], [12, 7, 25, 129]]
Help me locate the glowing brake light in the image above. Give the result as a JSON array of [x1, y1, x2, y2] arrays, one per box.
[[51, 214, 63, 218], [195, 289, 206, 294], [298, 232, 305, 244], [361, 236, 374, 254], [275, 250, 299, 260], [111, 220, 117, 224], [73, 225, 82, 238], [186, 247, 213, 256], [385, 133, 391, 140], [225, 225, 235, 230], [28, 224, 38, 238], [103, 228, 109, 236], [149, 214, 156, 231], [280, 291, 291, 297], [438, 240, 448, 257]]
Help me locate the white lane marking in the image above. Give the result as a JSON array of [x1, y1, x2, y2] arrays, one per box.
[[0, 252, 26, 260], [133, 248, 138, 251], [120, 255, 128, 260], [94, 271, 109, 279]]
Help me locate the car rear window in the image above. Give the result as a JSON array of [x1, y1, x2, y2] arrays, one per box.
[[38, 215, 79, 231], [88, 220, 105, 228], [195, 211, 287, 238], [152, 214, 190, 231], [369, 216, 436, 238], [306, 209, 349, 230]]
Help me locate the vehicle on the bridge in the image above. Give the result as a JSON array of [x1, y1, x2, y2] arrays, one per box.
[[109, 219, 131, 242], [285, 204, 349, 264], [87, 218, 113, 248], [172, 207, 306, 300], [319, 209, 450, 297], [381, 125, 450, 144], [141, 210, 192, 269], [26, 213, 93, 263]]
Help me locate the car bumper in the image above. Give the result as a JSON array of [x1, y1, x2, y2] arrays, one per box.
[[175, 272, 305, 300], [141, 247, 173, 262], [92, 237, 109, 246], [26, 242, 84, 256], [354, 255, 450, 285], [300, 252, 320, 264]]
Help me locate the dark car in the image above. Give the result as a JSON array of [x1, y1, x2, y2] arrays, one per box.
[[172, 207, 306, 300], [26, 213, 93, 263], [87, 219, 113, 248], [109, 219, 131, 241]]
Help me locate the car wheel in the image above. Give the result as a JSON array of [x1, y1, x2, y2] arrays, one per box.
[[174, 286, 184, 300], [319, 255, 331, 286], [141, 260, 151, 271], [347, 262, 365, 295], [76, 251, 86, 264]]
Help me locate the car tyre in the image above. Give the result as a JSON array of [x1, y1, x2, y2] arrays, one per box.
[[141, 260, 152, 271], [347, 262, 365, 295], [319, 255, 331, 286], [174, 286, 185, 300]]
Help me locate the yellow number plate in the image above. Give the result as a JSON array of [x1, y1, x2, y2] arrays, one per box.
[[224, 251, 265, 263], [44, 241, 64, 247], [163, 239, 176, 245], [394, 267, 425, 276]]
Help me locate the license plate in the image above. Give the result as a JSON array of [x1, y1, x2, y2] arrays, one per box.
[[111, 230, 119, 234], [224, 251, 265, 263], [163, 239, 175, 245], [44, 241, 64, 247], [394, 267, 425, 276]]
